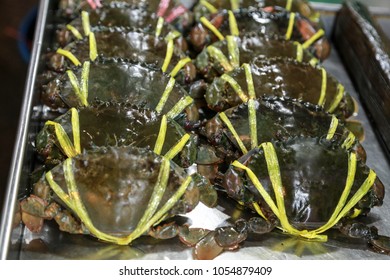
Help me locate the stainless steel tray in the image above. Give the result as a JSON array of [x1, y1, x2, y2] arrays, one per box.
[[1, 0, 390, 260]]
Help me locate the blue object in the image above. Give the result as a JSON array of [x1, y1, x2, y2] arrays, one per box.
[[18, 6, 38, 63]]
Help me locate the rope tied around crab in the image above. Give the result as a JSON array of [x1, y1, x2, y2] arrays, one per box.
[[46, 155, 193, 245], [231, 142, 377, 242]]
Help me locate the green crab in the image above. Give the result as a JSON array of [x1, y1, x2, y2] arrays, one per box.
[[35, 104, 198, 167], [192, 136, 389, 259], [205, 59, 356, 120], [20, 146, 202, 245]]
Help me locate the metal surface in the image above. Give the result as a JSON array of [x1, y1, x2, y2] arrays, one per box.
[[1, 0, 390, 260]]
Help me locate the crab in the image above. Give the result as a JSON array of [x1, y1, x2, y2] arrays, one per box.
[[194, 32, 317, 82], [200, 96, 366, 170], [47, 27, 194, 85], [20, 145, 203, 245], [40, 59, 197, 124], [192, 0, 322, 25], [56, 1, 195, 47], [188, 6, 330, 59], [204, 59, 357, 120], [190, 136, 390, 259], [35, 104, 198, 168]]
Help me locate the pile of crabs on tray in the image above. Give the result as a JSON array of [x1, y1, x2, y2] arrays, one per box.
[[19, 0, 390, 260]]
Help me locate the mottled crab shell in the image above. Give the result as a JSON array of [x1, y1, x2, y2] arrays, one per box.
[[41, 59, 193, 116], [202, 97, 366, 163], [56, 5, 176, 47], [189, 7, 329, 59], [35, 104, 197, 167], [50, 27, 187, 70], [193, 0, 321, 24], [194, 33, 316, 81], [205, 57, 356, 119], [223, 137, 384, 229], [34, 145, 199, 237]]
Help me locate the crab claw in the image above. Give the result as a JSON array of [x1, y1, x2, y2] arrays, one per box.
[[370, 235, 390, 255]]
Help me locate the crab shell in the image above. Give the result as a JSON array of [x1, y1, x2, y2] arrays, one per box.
[[202, 97, 366, 164], [35, 104, 197, 167], [32, 145, 200, 237], [223, 137, 384, 229], [41, 59, 194, 114], [194, 33, 316, 82], [56, 5, 176, 47], [193, 0, 321, 25], [205, 57, 356, 119], [189, 7, 330, 59], [57, 1, 152, 19], [49, 27, 191, 78]]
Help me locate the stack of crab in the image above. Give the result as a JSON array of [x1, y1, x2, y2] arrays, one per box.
[[20, 0, 390, 260]]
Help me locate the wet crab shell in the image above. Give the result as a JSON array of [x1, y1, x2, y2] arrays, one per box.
[[202, 97, 366, 164], [223, 137, 384, 228], [41, 59, 193, 114], [57, 1, 152, 19], [35, 104, 197, 167], [57, 0, 193, 30], [193, 0, 321, 25], [32, 145, 200, 236], [189, 7, 330, 59], [55, 5, 176, 47], [205, 57, 356, 119], [48, 27, 193, 84], [194, 32, 316, 82]]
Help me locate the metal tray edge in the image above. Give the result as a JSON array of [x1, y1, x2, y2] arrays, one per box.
[[0, 0, 50, 260]]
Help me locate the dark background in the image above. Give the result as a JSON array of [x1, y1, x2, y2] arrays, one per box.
[[0, 0, 38, 212]]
